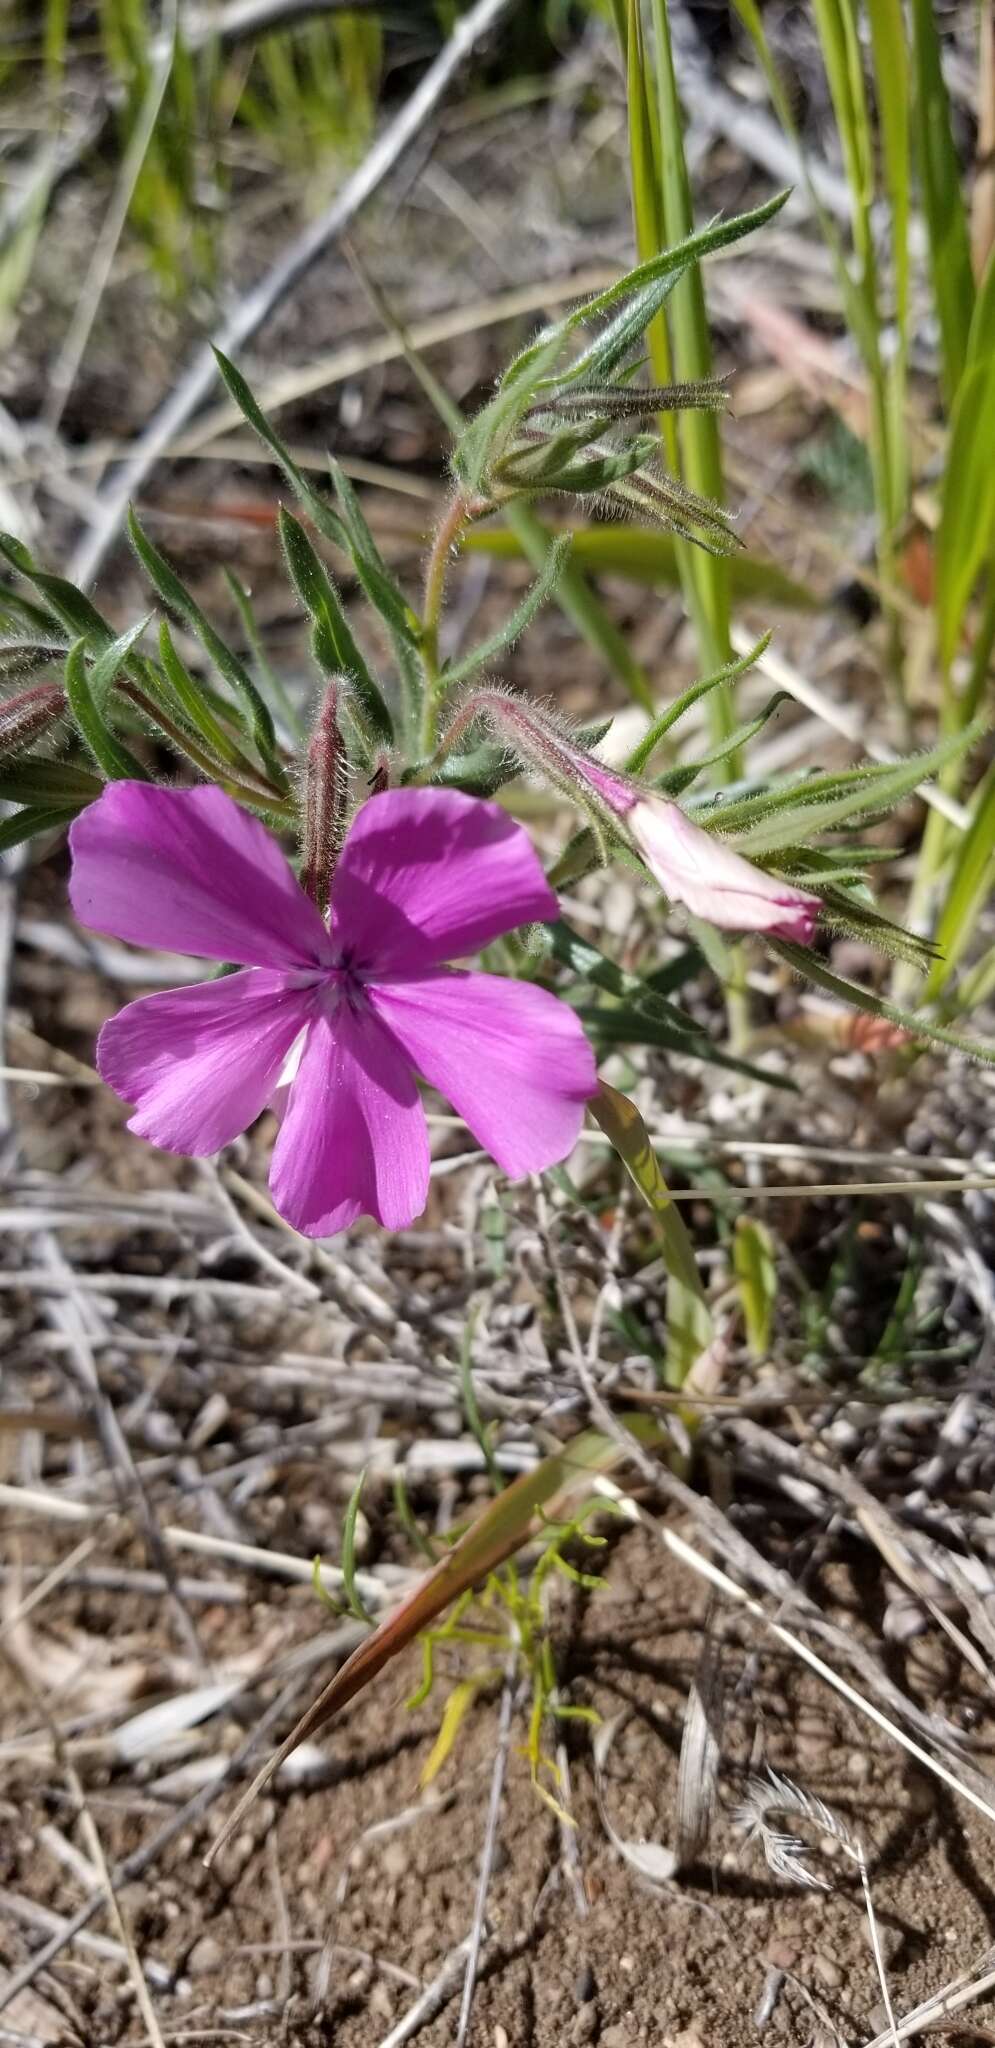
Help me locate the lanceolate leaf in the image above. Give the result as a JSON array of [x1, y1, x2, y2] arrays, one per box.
[[590, 1081, 713, 1387], [157, 621, 256, 773], [0, 801, 85, 853], [329, 460, 424, 741], [128, 510, 287, 788], [88, 616, 153, 707], [0, 534, 115, 652], [64, 640, 149, 782], [627, 636, 771, 774], [0, 757, 102, 806], [278, 509, 394, 748], [329, 460, 419, 645], [657, 693, 789, 796], [718, 723, 986, 853], [212, 348, 349, 552], [507, 191, 790, 396], [769, 939, 995, 1065]]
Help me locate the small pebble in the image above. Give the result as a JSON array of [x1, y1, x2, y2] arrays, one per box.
[[571, 2001, 599, 2043], [812, 1952, 842, 1990], [188, 1934, 224, 1977], [765, 1940, 798, 1970]]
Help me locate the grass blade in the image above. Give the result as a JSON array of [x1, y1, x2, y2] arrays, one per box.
[[910, 0, 975, 406]]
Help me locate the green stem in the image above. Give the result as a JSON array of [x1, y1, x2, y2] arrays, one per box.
[[420, 490, 477, 751]]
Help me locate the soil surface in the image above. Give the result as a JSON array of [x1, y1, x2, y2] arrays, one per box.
[[3, 1520, 995, 2045]]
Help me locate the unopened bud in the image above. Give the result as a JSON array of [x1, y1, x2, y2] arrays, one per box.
[[301, 682, 345, 917], [437, 686, 820, 942], [625, 794, 820, 942], [0, 683, 65, 756]]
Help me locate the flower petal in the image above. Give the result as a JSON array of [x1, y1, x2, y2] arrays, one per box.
[[629, 796, 820, 942], [331, 787, 558, 972], [370, 970, 596, 1178], [70, 782, 334, 968], [97, 970, 315, 1155], [269, 999, 429, 1237]]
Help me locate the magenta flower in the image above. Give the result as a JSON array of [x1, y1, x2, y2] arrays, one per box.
[[69, 782, 598, 1237]]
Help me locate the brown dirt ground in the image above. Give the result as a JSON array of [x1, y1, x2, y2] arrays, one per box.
[[3, 1516, 995, 2045]]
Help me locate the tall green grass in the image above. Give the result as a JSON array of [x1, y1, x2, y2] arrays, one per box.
[[614, 0, 737, 752], [724, 1, 995, 1014]]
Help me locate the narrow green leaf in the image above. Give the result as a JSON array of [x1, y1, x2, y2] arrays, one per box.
[[329, 459, 424, 743], [627, 636, 771, 774], [223, 571, 305, 744], [64, 640, 149, 782], [769, 939, 995, 1065], [515, 191, 790, 395], [0, 758, 102, 805], [0, 581, 67, 639], [936, 246, 995, 670], [463, 523, 813, 608], [577, 1003, 791, 1086], [545, 917, 699, 1037], [657, 692, 789, 796], [441, 537, 572, 689], [590, 1080, 713, 1387], [459, 1306, 501, 1491], [88, 616, 153, 708], [648, 0, 735, 730], [867, 0, 910, 338], [0, 801, 84, 854], [733, 1218, 777, 1360], [730, 723, 986, 854], [212, 348, 348, 550], [278, 509, 394, 747], [329, 460, 419, 645], [157, 621, 255, 772], [127, 509, 287, 786], [0, 535, 115, 652], [339, 1468, 374, 1626], [503, 502, 655, 712]]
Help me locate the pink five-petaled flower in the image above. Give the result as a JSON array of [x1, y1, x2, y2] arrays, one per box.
[[68, 782, 598, 1238]]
